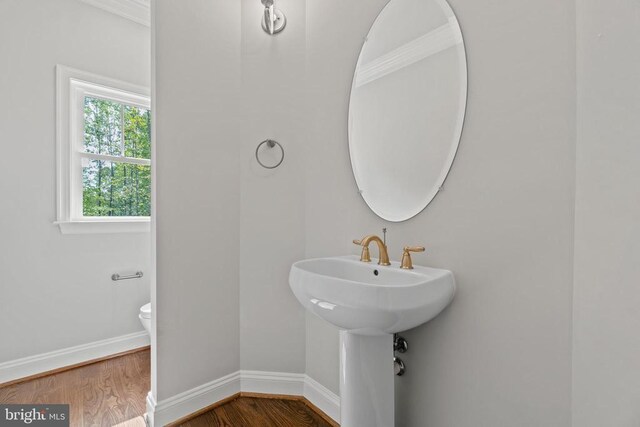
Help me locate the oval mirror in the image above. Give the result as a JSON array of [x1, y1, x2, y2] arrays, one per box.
[[348, 0, 467, 222]]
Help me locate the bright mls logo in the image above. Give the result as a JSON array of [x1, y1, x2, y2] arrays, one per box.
[[0, 405, 69, 426]]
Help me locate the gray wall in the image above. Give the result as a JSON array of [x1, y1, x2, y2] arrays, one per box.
[[154, 0, 308, 403], [238, 0, 307, 374], [0, 0, 150, 363], [154, 0, 241, 400], [573, 0, 640, 425], [305, 1, 576, 426], [155, 1, 640, 425]]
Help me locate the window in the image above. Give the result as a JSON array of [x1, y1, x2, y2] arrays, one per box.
[[56, 65, 151, 234]]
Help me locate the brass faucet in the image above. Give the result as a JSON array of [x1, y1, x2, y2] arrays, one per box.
[[353, 235, 391, 266], [400, 246, 425, 269]]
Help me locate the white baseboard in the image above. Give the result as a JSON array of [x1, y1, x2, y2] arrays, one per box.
[[147, 371, 241, 427], [240, 370, 306, 396], [147, 371, 340, 426], [0, 337, 339, 425], [304, 375, 341, 423], [0, 331, 150, 385]]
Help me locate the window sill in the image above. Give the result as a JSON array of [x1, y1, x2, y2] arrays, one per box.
[[55, 219, 150, 234]]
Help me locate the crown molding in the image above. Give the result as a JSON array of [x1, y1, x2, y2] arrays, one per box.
[[356, 19, 462, 88], [81, 0, 150, 27]]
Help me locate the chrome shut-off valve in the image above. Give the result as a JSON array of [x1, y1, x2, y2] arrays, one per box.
[[394, 334, 408, 353], [394, 334, 408, 376], [394, 356, 406, 376]]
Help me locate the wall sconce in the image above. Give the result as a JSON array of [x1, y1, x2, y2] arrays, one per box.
[[261, 0, 286, 35]]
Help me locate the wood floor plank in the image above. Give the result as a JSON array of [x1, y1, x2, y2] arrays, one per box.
[[0, 349, 337, 427], [0, 348, 150, 427], [179, 396, 335, 427]]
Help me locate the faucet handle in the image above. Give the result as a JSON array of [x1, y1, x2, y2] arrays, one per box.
[[353, 238, 371, 262], [400, 246, 425, 269], [405, 246, 425, 253]]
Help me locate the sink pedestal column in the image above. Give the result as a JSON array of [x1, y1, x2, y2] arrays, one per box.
[[339, 331, 394, 427]]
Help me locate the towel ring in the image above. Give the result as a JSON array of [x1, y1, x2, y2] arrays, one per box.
[[256, 139, 284, 169]]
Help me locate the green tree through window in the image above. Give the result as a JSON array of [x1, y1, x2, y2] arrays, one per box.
[[82, 97, 151, 217]]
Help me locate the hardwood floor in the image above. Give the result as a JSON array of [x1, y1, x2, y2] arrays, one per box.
[[175, 396, 334, 427], [0, 349, 337, 427], [0, 348, 150, 426]]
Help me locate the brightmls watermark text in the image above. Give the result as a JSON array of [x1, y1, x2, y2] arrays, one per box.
[[0, 405, 69, 426]]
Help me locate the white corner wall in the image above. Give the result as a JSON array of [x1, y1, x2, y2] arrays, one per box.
[[238, 0, 307, 374], [0, 0, 150, 371], [573, 1, 640, 425], [153, 0, 242, 402], [153, 0, 310, 412]]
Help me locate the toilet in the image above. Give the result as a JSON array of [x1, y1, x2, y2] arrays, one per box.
[[139, 303, 151, 334]]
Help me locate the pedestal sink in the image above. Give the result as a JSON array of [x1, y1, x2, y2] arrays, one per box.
[[289, 256, 455, 427]]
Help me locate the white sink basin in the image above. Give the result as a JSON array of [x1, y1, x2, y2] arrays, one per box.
[[289, 255, 455, 335]]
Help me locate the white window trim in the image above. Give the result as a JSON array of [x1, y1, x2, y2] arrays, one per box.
[[55, 65, 151, 234]]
